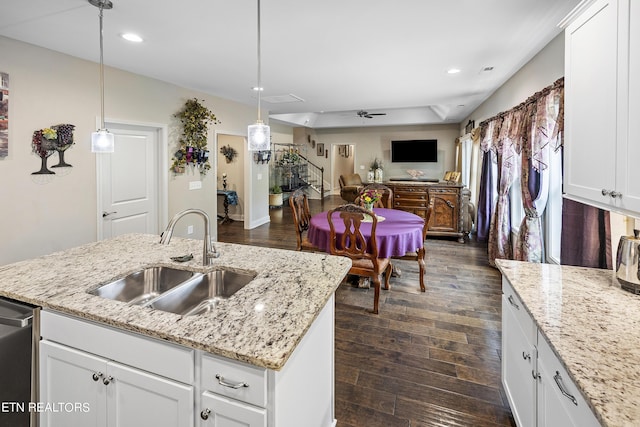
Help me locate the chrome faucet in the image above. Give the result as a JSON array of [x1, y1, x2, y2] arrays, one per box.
[[160, 208, 220, 265]]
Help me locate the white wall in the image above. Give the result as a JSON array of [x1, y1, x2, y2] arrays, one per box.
[[310, 124, 460, 189], [462, 32, 565, 128], [0, 36, 259, 265]]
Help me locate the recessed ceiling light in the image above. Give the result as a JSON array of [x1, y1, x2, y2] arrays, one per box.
[[121, 33, 143, 42], [447, 68, 461, 74]]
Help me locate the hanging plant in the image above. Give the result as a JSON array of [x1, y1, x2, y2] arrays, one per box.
[[171, 98, 220, 174], [220, 144, 238, 163]]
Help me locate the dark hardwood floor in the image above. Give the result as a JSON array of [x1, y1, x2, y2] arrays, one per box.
[[217, 195, 515, 427]]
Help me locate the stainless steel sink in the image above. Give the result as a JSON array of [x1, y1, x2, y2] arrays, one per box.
[[89, 267, 196, 306], [146, 270, 256, 316]]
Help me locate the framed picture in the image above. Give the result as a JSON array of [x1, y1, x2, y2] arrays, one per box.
[[316, 143, 324, 156], [464, 120, 475, 134], [0, 72, 9, 158]]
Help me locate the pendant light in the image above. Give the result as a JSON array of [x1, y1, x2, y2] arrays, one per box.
[[89, 0, 115, 153], [247, 0, 270, 151]]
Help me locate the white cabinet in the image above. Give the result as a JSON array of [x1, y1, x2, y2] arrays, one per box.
[[198, 294, 336, 427], [536, 333, 600, 427], [199, 392, 266, 427], [39, 311, 194, 427], [39, 293, 336, 427], [502, 279, 536, 427], [501, 277, 601, 427], [563, 0, 640, 215], [40, 340, 193, 427]]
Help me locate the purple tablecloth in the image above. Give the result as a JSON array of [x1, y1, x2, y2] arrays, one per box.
[[308, 208, 425, 258]]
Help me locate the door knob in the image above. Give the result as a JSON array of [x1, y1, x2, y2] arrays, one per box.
[[102, 211, 117, 218]]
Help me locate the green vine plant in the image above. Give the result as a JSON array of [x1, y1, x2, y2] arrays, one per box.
[[171, 98, 221, 175]]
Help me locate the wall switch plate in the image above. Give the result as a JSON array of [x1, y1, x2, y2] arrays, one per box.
[[189, 181, 202, 190], [257, 173, 262, 180], [187, 225, 194, 234], [360, 165, 365, 170]]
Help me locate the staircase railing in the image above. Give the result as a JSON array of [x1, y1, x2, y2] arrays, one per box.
[[299, 154, 324, 196]]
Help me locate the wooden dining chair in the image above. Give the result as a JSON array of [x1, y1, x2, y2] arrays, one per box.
[[389, 206, 432, 292], [354, 184, 394, 209], [289, 189, 319, 251], [327, 204, 392, 314]]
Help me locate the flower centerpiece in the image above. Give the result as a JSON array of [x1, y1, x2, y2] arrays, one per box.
[[360, 188, 382, 211]]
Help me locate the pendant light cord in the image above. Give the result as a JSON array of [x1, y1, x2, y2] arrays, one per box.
[[256, 0, 262, 122], [98, 3, 106, 130]]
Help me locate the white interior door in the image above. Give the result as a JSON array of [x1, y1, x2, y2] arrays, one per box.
[[98, 126, 159, 239]]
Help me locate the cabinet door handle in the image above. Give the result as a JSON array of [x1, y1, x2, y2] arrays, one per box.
[[601, 189, 611, 196], [215, 374, 249, 389], [102, 375, 114, 385], [507, 295, 519, 310], [92, 372, 103, 382], [554, 371, 578, 406], [200, 408, 211, 420], [522, 352, 531, 361], [532, 370, 541, 381], [611, 191, 622, 199]]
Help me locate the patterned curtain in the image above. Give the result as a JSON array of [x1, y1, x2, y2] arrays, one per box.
[[515, 86, 563, 262], [478, 78, 564, 266], [487, 112, 520, 266]]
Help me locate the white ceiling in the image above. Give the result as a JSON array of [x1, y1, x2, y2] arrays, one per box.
[[0, 0, 581, 128]]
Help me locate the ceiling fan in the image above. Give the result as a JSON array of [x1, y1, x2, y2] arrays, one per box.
[[357, 110, 387, 119]]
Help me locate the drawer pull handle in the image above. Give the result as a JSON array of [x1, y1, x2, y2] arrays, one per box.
[[507, 295, 519, 310], [92, 372, 103, 382], [554, 371, 578, 406], [522, 352, 531, 361], [215, 374, 249, 389], [200, 408, 211, 420]]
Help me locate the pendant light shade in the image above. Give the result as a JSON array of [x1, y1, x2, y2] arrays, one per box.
[[248, 121, 270, 151], [91, 129, 115, 153], [248, 0, 270, 151], [89, 0, 114, 153]]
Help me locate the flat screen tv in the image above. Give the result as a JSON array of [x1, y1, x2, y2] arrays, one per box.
[[390, 139, 437, 163]]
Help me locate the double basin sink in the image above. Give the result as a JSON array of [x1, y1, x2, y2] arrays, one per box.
[[89, 266, 256, 317]]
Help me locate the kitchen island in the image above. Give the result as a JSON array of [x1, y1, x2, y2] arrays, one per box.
[[0, 234, 351, 426], [497, 260, 640, 427]]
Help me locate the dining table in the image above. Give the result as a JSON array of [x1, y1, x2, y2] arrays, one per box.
[[308, 207, 427, 290]]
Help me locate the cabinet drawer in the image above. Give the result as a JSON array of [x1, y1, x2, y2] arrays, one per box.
[[40, 310, 194, 384], [393, 198, 428, 208], [502, 278, 535, 340], [201, 353, 267, 408], [537, 332, 600, 427], [429, 187, 457, 195]]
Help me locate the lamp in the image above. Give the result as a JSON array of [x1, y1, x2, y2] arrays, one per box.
[[247, 0, 270, 151], [89, 0, 114, 153]]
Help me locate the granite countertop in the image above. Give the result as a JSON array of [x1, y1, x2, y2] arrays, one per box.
[[496, 260, 640, 427], [0, 234, 351, 371]]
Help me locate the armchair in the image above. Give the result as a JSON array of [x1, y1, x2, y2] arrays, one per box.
[[339, 173, 364, 203]]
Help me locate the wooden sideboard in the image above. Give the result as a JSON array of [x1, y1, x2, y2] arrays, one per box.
[[386, 181, 467, 243]]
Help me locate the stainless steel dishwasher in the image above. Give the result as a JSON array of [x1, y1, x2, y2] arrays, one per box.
[[0, 297, 40, 427]]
